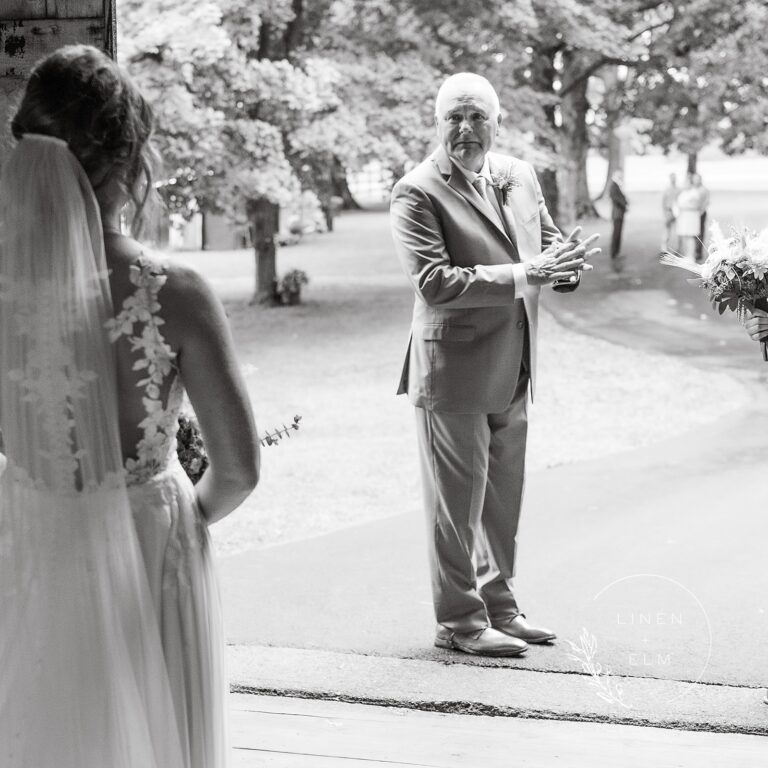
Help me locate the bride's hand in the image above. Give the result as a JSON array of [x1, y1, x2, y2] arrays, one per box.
[[745, 308, 768, 341]]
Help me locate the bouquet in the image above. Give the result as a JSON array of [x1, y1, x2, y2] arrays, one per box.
[[176, 413, 302, 484], [660, 222, 768, 361], [177, 415, 209, 484]]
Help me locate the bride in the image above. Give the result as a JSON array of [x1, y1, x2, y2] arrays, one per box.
[[0, 45, 260, 766]]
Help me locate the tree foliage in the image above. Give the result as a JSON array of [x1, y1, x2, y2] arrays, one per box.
[[118, 0, 768, 229], [627, 0, 768, 164]]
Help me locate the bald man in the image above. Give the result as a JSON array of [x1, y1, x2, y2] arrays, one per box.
[[391, 73, 598, 657]]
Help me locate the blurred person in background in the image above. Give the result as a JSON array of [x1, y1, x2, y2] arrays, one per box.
[[675, 173, 704, 262], [692, 173, 710, 262], [661, 172, 678, 252]]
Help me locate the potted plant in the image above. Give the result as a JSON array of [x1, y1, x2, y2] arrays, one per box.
[[274, 268, 309, 305]]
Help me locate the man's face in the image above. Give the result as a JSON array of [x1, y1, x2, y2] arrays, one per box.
[[435, 92, 500, 173]]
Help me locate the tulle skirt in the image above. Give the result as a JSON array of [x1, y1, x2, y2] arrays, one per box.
[[128, 458, 228, 768], [0, 475, 186, 768], [0, 459, 227, 768]]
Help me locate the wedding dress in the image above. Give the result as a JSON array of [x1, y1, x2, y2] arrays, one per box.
[[0, 135, 226, 767], [115, 258, 228, 768]]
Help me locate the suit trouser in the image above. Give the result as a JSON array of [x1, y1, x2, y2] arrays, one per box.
[[696, 213, 707, 261], [610, 214, 624, 259], [414, 366, 529, 633]]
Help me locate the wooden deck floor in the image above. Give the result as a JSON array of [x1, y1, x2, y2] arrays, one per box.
[[230, 694, 768, 768]]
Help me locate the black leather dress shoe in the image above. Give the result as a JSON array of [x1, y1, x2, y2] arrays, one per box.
[[492, 615, 556, 644], [434, 626, 528, 657]]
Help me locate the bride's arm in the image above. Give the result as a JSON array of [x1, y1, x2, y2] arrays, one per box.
[[164, 265, 260, 524]]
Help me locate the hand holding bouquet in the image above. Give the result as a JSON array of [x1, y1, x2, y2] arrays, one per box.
[[661, 222, 768, 360], [177, 414, 209, 484]]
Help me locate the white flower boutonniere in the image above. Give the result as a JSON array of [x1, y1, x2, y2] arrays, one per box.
[[490, 164, 522, 206]]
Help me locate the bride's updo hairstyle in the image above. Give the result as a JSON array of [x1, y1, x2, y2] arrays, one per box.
[[11, 44, 158, 234]]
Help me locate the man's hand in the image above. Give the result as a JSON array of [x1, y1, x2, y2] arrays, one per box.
[[745, 307, 768, 341], [525, 227, 600, 287]]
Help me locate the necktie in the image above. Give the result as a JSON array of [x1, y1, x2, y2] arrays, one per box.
[[472, 177, 505, 232], [472, 175, 518, 252]]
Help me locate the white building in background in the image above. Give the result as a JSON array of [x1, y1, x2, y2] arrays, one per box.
[[166, 189, 327, 252], [588, 146, 768, 195], [346, 161, 394, 208]]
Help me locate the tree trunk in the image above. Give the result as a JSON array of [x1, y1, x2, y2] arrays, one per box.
[[283, 0, 304, 54], [248, 198, 280, 305], [687, 152, 698, 174], [559, 51, 598, 225], [598, 66, 626, 202], [538, 169, 559, 224], [601, 124, 625, 200], [529, 49, 560, 223], [320, 196, 334, 232], [201, 210, 208, 251], [331, 157, 362, 210]]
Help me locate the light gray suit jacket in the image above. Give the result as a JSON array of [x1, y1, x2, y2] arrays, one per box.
[[391, 145, 562, 413]]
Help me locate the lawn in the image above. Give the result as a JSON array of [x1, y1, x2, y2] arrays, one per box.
[[170, 199, 755, 556]]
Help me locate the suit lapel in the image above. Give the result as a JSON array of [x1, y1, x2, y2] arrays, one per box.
[[488, 156, 520, 252], [488, 186, 515, 246], [431, 147, 513, 247]]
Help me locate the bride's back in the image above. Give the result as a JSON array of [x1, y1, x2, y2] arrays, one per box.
[[106, 236, 182, 474]]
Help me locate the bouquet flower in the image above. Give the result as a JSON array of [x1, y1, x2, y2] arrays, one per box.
[[660, 222, 768, 360], [177, 414, 209, 484]]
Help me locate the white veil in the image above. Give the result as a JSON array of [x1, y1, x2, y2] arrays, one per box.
[[0, 135, 184, 767]]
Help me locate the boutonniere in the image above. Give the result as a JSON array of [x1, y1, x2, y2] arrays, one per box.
[[490, 165, 522, 206]]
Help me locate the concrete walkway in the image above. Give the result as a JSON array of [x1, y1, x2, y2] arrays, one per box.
[[221, 406, 768, 676]]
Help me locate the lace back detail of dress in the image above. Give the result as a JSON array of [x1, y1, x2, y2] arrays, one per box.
[[106, 258, 183, 485]]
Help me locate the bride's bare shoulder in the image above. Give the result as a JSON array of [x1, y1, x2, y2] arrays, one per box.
[[106, 237, 209, 303], [105, 236, 223, 349], [161, 258, 218, 315], [153, 256, 227, 351]]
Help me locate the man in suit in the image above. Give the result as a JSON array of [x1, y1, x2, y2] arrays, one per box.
[[390, 73, 598, 657], [609, 171, 628, 269]]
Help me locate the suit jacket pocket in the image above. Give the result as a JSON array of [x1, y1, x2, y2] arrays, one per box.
[[422, 323, 475, 342], [521, 206, 539, 226]]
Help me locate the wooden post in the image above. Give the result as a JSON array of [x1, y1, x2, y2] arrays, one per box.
[[248, 198, 280, 305], [0, 0, 116, 166]]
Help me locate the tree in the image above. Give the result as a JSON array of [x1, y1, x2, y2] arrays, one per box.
[[518, 0, 667, 224], [121, 0, 767, 257], [627, 0, 768, 173], [120, 0, 348, 302]]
